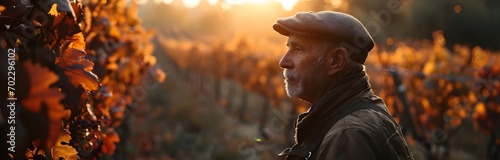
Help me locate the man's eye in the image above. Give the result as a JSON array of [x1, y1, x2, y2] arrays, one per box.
[[292, 46, 303, 51]]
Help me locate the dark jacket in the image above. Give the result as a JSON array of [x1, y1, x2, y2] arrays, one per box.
[[311, 103, 413, 160]]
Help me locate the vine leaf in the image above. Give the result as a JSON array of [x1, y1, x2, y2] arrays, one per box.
[[38, 0, 75, 18], [47, 2, 82, 43], [101, 130, 120, 155], [48, 3, 60, 16], [21, 61, 67, 147], [51, 131, 79, 160], [67, 32, 86, 50], [56, 36, 100, 90]]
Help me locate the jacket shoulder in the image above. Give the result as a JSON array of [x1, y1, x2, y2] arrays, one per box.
[[315, 126, 383, 159], [331, 106, 399, 136], [315, 107, 413, 160]]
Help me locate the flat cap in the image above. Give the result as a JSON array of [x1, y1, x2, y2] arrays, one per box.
[[273, 11, 374, 64]]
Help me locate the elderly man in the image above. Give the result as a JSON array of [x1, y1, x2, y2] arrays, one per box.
[[273, 11, 414, 160]]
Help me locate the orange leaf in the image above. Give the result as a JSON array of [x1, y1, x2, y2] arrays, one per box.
[[21, 62, 67, 148], [57, 47, 100, 90], [51, 131, 79, 159], [67, 32, 86, 50]]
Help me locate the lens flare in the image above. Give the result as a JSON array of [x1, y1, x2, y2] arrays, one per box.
[[387, 37, 394, 45], [329, 0, 342, 8], [183, 0, 201, 8], [226, 0, 268, 5], [281, 0, 298, 11], [454, 5, 462, 13], [208, 0, 218, 5], [134, 0, 148, 5], [163, 0, 174, 4]]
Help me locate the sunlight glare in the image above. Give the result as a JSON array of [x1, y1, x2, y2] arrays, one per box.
[[163, 0, 174, 4], [281, 0, 298, 11], [226, 0, 268, 5], [226, 0, 244, 5], [329, 0, 342, 8], [183, 0, 201, 8], [134, 0, 148, 5], [208, 0, 218, 5]]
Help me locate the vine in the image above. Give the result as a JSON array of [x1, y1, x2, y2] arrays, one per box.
[[0, 0, 165, 159]]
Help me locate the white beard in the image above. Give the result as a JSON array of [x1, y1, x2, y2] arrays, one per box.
[[285, 81, 303, 97], [283, 69, 303, 97]]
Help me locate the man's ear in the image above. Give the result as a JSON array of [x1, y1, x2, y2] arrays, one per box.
[[327, 47, 349, 76]]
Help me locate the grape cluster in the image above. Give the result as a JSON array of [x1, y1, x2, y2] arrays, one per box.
[[68, 104, 101, 157]]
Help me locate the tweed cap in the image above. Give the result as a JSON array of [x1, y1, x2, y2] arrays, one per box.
[[273, 11, 374, 64]]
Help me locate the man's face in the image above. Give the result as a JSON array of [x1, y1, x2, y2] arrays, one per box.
[[279, 34, 329, 103]]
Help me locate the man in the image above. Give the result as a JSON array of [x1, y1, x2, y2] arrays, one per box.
[[273, 11, 414, 160]]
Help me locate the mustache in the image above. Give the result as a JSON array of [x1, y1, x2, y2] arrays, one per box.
[[283, 69, 298, 80]]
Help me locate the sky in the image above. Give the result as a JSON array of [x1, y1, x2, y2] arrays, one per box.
[[137, 0, 500, 50]]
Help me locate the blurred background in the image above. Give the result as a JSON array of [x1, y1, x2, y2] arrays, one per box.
[[114, 0, 500, 159]]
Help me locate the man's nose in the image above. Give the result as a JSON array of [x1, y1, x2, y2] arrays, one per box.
[[279, 51, 293, 69]]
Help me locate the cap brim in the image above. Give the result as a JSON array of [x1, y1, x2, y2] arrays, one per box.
[[273, 23, 291, 36]]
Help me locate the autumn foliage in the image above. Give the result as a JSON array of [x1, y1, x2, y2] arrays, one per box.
[[1, 0, 164, 159]]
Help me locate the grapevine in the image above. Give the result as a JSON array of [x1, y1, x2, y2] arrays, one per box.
[[0, 0, 165, 159]]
